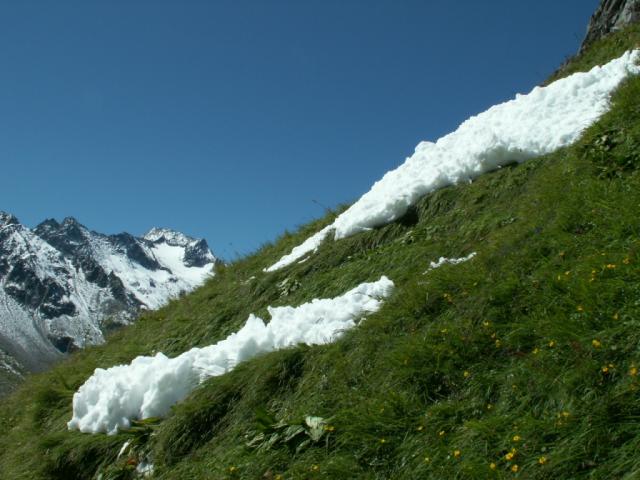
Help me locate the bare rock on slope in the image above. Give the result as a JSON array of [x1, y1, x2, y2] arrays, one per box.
[[581, 0, 640, 52]]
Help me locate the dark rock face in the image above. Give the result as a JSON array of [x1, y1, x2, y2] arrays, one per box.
[[111, 233, 164, 271], [581, 0, 640, 52], [184, 238, 216, 267], [0, 212, 19, 227], [4, 260, 77, 319], [35, 217, 86, 258]]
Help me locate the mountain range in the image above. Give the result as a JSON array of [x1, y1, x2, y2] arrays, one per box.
[[0, 211, 218, 393]]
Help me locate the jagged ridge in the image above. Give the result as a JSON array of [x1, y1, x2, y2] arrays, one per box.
[[0, 213, 218, 392]]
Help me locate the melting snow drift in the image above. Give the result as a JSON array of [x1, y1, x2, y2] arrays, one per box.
[[426, 252, 477, 272], [68, 276, 394, 434], [266, 50, 640, 272]]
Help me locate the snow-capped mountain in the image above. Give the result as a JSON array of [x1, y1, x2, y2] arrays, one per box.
[[0, 211, 218, 390]]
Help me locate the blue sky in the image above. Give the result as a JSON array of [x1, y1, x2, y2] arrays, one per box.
[[0, 0, 599, 259]]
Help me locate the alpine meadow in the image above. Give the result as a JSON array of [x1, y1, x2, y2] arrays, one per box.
[[2, 3, 640, 480]]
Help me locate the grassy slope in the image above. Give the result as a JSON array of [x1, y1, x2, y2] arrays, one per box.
[[2, 25, 640, 480]]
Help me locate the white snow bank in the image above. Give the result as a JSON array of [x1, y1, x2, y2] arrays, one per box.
[[426, 252, 477, 272], [267, 50, 640, 271], [265, 225, 333, 272], [68, 276, 394, 434]]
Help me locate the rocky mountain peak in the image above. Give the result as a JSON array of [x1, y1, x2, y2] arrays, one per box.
[[144, 227, 191, 246], [0, 211, 218, 388], [580, 0, 640, 52], [37, 218, 60, 229], [0, 211, 19, 228], [62, 216, 80, 225], [144, 227, 218, 268]]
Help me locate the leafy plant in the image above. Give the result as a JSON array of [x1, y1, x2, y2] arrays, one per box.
[[246, 407, 334, 454], [93, 418, 160, 480]]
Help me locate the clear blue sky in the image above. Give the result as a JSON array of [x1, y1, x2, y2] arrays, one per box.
[[0, 0, 599, 259]]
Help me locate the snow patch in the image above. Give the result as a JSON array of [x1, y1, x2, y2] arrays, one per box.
[[265, 225, 333, 272], [266, 50, 640, 271], [426, 252, 477, 273], [117, 440, 131, 459], [68, 276, 394, 434], [151, 242, 211, 287], [92, 236, 213, 310]]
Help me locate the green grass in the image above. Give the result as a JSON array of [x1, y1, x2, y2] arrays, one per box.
[[2, 27, 640, 480]]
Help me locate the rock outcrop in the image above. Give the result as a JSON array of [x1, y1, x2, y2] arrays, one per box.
[[581, 0, 640, 52]]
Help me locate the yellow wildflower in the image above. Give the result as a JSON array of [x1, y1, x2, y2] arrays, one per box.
[[538, 456, 547, 465], [512, 435, 521, 442], [229, 466, 238, 473], [576, 305, 584, 312], [489, 462, 497, 470], [532, 348, 540, 355], [548, 340, 556, 348], [453, 450, 461, 458], [630, 366, 638, 377], [623, 257, 630, 265], [424, 456, 430, 463], [311, 464, 319, 472], [592, 339, 601, 348], [602, 365, 610, 373], [379, 438, 387, 444], [505, 451, 515, 461], [483, 321, 491, 328], [463, 371, 470, 378], [438, 430, 446, 437], [324, 425, 335, 432], [613, 312, 619, 320], [495, 339, 502, 348], [511, 464, 519, 473], [417, 425, 424, 431]]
